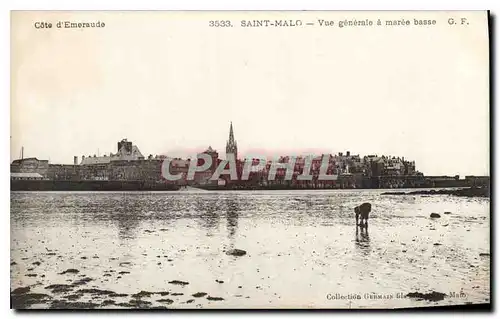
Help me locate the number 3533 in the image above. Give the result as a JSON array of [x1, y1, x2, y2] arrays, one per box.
[[209, 20, 233, 27]]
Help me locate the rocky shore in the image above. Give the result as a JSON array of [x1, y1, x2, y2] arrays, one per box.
[[381, 187, 489, 198], [10, 263, 233, 309]]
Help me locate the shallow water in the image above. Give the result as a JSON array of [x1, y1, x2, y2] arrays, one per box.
[[10, 189, 490, 309]]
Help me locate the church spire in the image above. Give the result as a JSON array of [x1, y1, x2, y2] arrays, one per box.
[[229, 122, 234, 141], [226, 121, 238, 160]]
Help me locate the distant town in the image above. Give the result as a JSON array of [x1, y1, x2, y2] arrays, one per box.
[[11, 123, 489, 190]]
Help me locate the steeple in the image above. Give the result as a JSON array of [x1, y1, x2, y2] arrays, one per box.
[[229, 122, 235, 141], [226, 121, 238, 160]]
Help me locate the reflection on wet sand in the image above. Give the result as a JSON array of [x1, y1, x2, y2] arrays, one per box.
[[225, 197, 239, 241], [115, 206, 141, 242], [355, 227, 370, 255]]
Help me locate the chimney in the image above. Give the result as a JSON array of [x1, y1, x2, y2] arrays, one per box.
[[74, 156, 78, 165]]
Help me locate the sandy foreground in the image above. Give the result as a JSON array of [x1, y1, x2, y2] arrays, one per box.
[[10, 190, 490, 309]]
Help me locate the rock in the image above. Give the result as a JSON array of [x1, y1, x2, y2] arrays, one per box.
[[157, 298, 173, 304], [206, 296, 224, 301], [132, 291, 153, 298], [192, 292, 207, 298], [101, 299, 116, 306], [433, 243, 442, 246], [430, 213, 441, 218], [171, 292, 183, 296], [381, 192, 407, 195], [168, 280, 189, 286], [128, 299, 152, 308], [65, 294, 82, 300], [186, 299, 195, 304], [118, 271, 130, 275], [382, 187, 489, 198], [11, 287, 31, 295], [11, 293, 52, 309], [226, 249, 247, 257], [49, 300, 99, 309], [215, 280, 224, 284], [152, 292, 168, 297], [10, 261, 17, 266], [72, 277, 93, 286], [444, 212, 451, 215], [45, 284, 74, 294], [32, 261, 41, 266], [479, 253, 490, 257], [77, 288, 116, 296], [406, 291, 446, 301], [59, 269, 79, 275]]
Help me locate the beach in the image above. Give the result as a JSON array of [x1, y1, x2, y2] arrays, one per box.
[[10, 189, 490, 309]]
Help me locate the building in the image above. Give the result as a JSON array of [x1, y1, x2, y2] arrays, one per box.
[[79, 138, 145, 165], [226, 122, 238, 160], [10, 130, 428, 189], [168, 158, 190, 185], [193, 146, 219, 185], [10, 157, 49, 176]]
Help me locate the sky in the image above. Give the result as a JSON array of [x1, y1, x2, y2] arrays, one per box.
[[11, 11, 489, 176]]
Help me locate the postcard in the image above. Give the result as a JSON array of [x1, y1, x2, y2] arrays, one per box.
[[10, 10, 490, 309]]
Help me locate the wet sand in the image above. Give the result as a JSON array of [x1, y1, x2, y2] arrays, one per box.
[[10, 189, 490, 309]]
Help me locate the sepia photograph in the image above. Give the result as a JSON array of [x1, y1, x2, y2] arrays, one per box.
[[9, 10, 490, 310]]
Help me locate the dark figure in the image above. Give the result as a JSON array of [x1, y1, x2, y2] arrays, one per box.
[[354, 202, 371, 228]]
